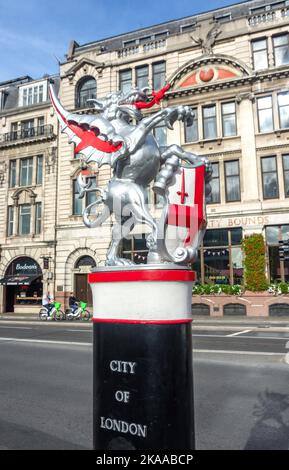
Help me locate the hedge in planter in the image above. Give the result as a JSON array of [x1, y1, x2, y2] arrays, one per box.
[[242, 233, 268, 292]]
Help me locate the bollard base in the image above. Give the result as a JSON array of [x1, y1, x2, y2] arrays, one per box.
[[89, 265, 195, 451]]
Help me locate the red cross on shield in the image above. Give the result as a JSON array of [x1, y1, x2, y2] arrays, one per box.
[[160, 162, 207, 263]]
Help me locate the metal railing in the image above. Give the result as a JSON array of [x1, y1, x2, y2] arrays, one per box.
[[1, 125, 54, 144]]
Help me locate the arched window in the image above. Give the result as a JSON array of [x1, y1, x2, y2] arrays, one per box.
[[76, 77, 97, 108], [75, 256, 96, 269]]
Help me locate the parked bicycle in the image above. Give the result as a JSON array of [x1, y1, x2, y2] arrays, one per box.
[[39, 302, 65, 321], [65, 301, 91, 321]]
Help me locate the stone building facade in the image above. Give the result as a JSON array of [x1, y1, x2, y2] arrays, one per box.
[[0, 76, 59, 313], [55, 0, 289, 310], [2, 0, 289, 314]]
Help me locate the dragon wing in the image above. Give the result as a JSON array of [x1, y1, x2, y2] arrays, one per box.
[[49, 84, 124, 167]]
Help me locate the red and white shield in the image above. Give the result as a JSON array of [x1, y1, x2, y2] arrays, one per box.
[[162, 163, 207, 262]]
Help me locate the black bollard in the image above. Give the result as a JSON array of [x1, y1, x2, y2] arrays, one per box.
[[89, 265, 195, 451]]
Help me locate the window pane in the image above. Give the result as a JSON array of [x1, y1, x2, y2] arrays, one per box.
[[274, 35, 288, 47], [36, 156, 43, 184], [9, 160, 16, 187], [279, 106, 289, 128], [154, 124, 167, 149], [203, 106, 217, 139], [262, 156, 276, 172], [73, 180, 82, 215], [231, 227, 242, 245], [263, 173, 278, 198], [275, 46, 289, 66], [266, 226, 279, 244], [254, 51, 268, 70], [208, 162, 220, 203], [204, 248, 230, 284], [19, 205, 31, 235], [78, 78, 97, 107], [185, 108, 198, 142], [86, 177, 97, 206], [7, 206, 14, 236], [225, 161, 240, 202], [232, 246, 243, 284], [281, 225, 289, 240], [252, 39, 267, 51], [35, 203, 41, 235], [258, 108, 274, 133], [152, 62, 166, 90], [136, 66, 149, 89], [222, 114, 236, 136], [203, 229, 229, 246], [262, 157, 279, 199], [120, 70, 132, 93]]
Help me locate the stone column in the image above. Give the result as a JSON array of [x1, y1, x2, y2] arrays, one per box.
[[236, 93, 259, 203]]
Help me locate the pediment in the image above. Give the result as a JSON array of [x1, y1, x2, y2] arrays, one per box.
[[170, 55, 252, 90], [64, 58, 105, 78]]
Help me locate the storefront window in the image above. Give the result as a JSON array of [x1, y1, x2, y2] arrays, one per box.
[[196, 228, 243, 284], [266, 224, 289, 282], [121, 234, 149, 264]]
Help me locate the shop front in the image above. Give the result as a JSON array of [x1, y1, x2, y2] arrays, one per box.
[[0, 257, 43, 314]]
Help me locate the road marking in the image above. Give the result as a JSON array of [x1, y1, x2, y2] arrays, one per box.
[[226, 329, 253, 337], [64, 329, 91, 333], [0, 337, 91, 346], [192, 333, 289, 340], [0, 326, 33, 330], [193, 349, 284, 356]]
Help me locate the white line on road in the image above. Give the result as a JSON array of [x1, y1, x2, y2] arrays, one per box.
[[0, 337, 285, 357], [192, 333, 289, 340], [64, 329, 91, 333], [0, 326, 33, 330], [0, 337, 91, 346], [193, 349, 284, 356], [226, 329, 253, 337]]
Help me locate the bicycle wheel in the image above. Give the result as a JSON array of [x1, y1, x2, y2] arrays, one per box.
[[82, 310, 91, 321]]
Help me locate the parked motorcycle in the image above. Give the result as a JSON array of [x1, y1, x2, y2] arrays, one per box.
[[39, 302, 65, 321], [65, 301, 91, 321]]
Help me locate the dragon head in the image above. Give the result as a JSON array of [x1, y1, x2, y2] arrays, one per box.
[[87, 87, 151, 122]]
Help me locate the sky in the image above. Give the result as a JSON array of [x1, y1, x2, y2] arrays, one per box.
[[0, 0, 249, 82]]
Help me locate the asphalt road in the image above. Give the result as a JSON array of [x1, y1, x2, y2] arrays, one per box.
[[0, 321, 289, 450]]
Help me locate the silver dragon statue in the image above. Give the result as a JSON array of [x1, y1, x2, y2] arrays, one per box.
[[49, 82, 212, 266]]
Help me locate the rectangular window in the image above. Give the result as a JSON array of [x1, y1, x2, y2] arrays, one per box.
[[86, 176, 97, 206], [73, 179, 82, 215], [21, 119, 34, 138], [208, 162, 220, 204], [20, 82, 47, 107], [252, 39, 268, 70], [278, 92, 289, 128], [23, 89, 28, 107], [119, 69, 132, 94], [257, 96, 274, 132], [225, 160, 241, 202], [273, 34, 289, 66], [37, 116, 45, 135], [35, 203, 42, 235], [203, 105, 217, 140], [283, 154, 289, 197], [11, 122, 18, 140], [7, 206, 14, 237], [153, 123, 167, 151], [9, 160, 17, 188], [136, 65, 149, 89], [152, 62, 166, 90], [20, 158, 33, 186], [19, 204, 31, 235], [221, 102, 237, 137], [184, 108, 198, 142], [36, 155, 43, 185], [261, 156, 279, 199]]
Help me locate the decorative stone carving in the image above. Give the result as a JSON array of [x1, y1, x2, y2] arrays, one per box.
[[236, 92, 255, 104], [191, 23, 222, 55]]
